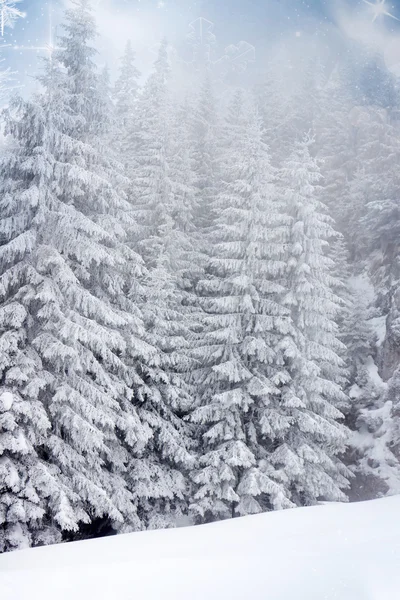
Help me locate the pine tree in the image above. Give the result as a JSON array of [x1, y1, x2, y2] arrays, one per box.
[[363, 163, 400, 382], [167, 94, 200, 290], [345, 71, 400, 494], [0, 0, 152, 541], [346, 361, 400, 500], [327, 236, 353, 408], [0, 83, 84, 546], [114, 40, 140, 123], [128, 257, 195, 529], [314, 66, 356, 233], [343, 291, 376, 397], [4, 0, 400, 546], [255, 47, 300, 164], [277, 136, 351, 505], [113, 40, 141, 168], [190, 75, 221, 236], [0, 37, 69, 552], [0, 383, 61, 552], [341, 292, 393, 500], [382, 370, 400, 493], [256, 51, 325, 165], [121, 42, 197, 529], [129, 39, 172, 267], [189, 91, 293, 522], [348, 103, 400, 276]]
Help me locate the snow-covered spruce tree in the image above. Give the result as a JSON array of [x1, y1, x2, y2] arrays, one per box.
[[255, 58, 289, 164], [314, 66, 356, 233], [0, 386, 60, 552], [1, 0, 154, 542], [167, 94, 201, 291], [346, 103, 400, 272], [340, 292, 393, 500], [345, 356, 400, 500], [342, 291, 377, 402], [113, 40, 141, 168], [0, 45, 64, 553], [277, 136, 351, 505], [346, 83, 400, 492], [121, 43, 197, 530], [189, 91, 294, 523], [127, 41, 199, 307], [325, 236, 352, 412], [190, 75, 221, 236], [128, 255, 196, 530], [362, 158, 400, 383], [381, 370, 400, 494], [114, 40, 140, 125], [255, 45, 308, 165], [256, 50, 325, 166], [129, 39, 172, 266], [0, 347, 61, 551]]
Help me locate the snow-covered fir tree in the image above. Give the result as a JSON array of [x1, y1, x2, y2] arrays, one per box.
[[0, 34, 60, 553], [190, 75, 221, 235], [114, 40, 140, 124], [127, 256, 195, 529], [113, 40, 141, 168], [120, 41, 198, 530], [2, 0, 400, 552], [255, 46, 302, 164], [343, 291, 377, 400], [324, 236, 352, 416], [382, 370, 400, 493], [0, 383, 61, 552], [0, 0, 153, 541], [256, 50, 325, 165], [314, 67, 356, 233], [347, 359, 400, 500], [341, 291, 393, 500], [189, 91, 294, 522], [129, 39, 172, 266], [362, 136, 400, 383], [167, 94, 200, 290], [277, 136, 351, 505]]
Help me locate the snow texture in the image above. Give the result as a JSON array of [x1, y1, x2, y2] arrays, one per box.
[[1, 0, 400, 551], [0, 391, 13, 412], [0, 496, 399, 600]]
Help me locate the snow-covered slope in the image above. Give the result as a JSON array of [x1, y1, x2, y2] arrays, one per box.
[[1, 496, 400, 600]]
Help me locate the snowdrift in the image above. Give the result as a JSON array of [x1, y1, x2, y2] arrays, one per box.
[[1, 496, 400, 600]]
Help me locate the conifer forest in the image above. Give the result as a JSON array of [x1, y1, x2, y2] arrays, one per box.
[[1, 0, 400, 555]]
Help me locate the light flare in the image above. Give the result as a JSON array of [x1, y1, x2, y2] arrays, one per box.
[[363, 0, 400, 23], [0, 0, 25, 37]]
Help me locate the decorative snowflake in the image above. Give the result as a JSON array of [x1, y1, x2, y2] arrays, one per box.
[[0, 0, 25, 37], [13, 2, 62, 60], [186, 18, 255, 76], [363, 0, 399, 23], [186, 18, 216, 67]]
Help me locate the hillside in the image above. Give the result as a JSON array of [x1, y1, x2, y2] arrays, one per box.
[[1, 496, 399, 600]]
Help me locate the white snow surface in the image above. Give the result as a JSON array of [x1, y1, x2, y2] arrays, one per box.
[[349, 273, 375, 305], [1, 496, 400, 600], [0, 391, 14, 412], [365, 355, 388, 390], [369, 315, 387, 347]]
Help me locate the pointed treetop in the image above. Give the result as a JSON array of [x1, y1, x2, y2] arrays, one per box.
[[114, 39, 141, 111], [57, 0, 98, 70], [154, 38, 171, 79]]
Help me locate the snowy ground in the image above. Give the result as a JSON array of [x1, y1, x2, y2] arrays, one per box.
[[1, 496, 400, 600]]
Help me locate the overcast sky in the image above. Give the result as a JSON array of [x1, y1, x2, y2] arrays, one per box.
[[2, 0, 400, 94]]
